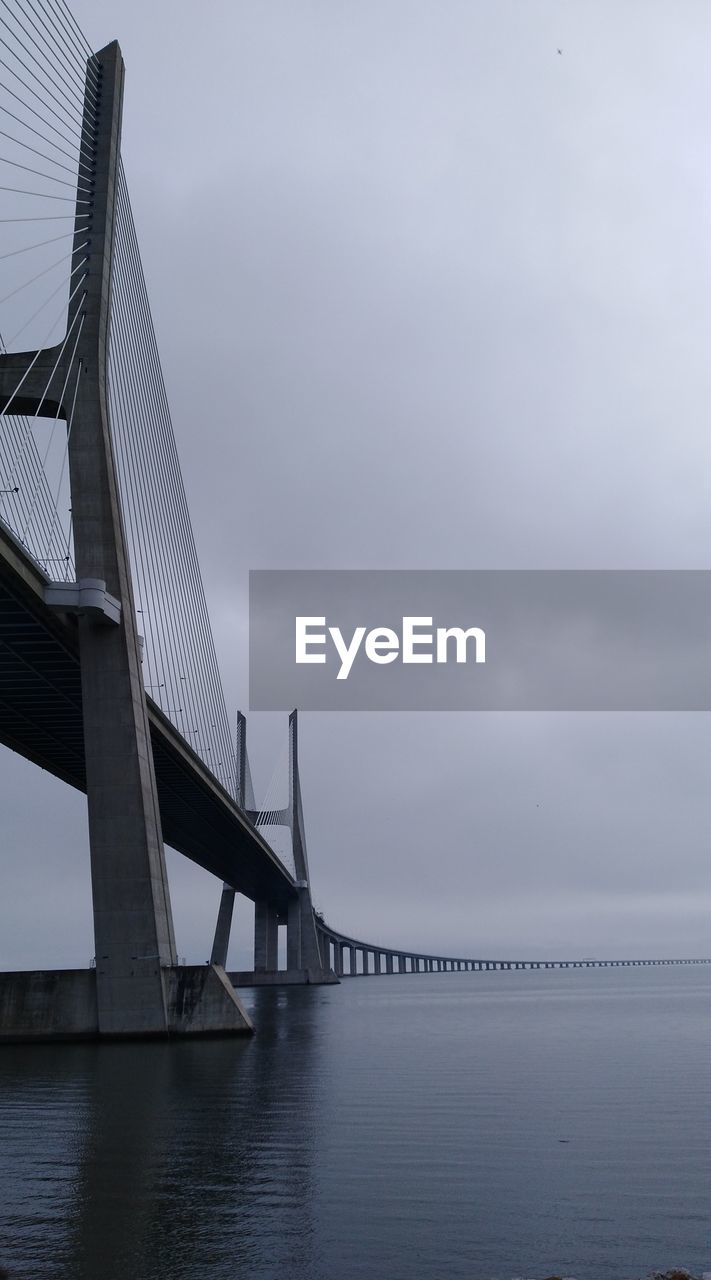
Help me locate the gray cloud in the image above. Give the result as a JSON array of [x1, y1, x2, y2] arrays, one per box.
[[3, 0, 711, 966]]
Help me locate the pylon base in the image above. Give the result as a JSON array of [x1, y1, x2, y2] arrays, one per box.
[[0, 964, 254, 1041]]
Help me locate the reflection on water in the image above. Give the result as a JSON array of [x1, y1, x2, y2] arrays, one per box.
[[0, 988, 320, 1280], [1, 970, 711, 1280]]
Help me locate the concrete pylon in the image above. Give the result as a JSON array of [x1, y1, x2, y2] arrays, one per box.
[[0, 42, 251, 1037], [255, 902, 279, 970], [212, 711, 336, 986], [210, 712, 247, 967], [210, 884, 236, 968], [55, 42, 173, 1034], [286, 710, 332, 978]]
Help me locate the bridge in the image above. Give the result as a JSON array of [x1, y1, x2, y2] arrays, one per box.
[[312, 931, 711, 977], [0, 2, 706, 1041]]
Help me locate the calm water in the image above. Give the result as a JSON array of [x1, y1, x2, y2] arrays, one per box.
[[1, 967, 710, 1280]]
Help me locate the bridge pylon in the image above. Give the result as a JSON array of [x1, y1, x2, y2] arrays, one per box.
[[210, 711, 248, 967], [219, 710, 337, 986], [286, 709, 333, 978], [0, 41, 251, 1039]]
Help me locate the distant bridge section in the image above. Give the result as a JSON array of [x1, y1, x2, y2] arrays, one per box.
[[314, 923, 711, 977]]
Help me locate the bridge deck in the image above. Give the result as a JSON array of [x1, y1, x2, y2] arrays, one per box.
[[0, 521, 296, 912], [319, 924, 711, 972]]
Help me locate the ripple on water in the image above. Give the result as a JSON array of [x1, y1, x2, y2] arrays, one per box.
[[0, 968, 710, 1279]]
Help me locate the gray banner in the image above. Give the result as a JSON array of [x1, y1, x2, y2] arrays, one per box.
[[249, 570, 711, 711]]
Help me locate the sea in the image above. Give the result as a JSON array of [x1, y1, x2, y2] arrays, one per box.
[[0, 965, 710, 1280]]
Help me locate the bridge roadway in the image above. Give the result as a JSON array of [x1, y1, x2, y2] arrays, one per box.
[[0, 519, 296, 915], [316, 924, 711, 976]]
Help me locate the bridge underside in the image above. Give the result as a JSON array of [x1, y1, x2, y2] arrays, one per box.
[[0, 522, 295, 915]]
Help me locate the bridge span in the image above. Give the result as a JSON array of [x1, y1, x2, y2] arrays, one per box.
[[312, 928, 711, 977]]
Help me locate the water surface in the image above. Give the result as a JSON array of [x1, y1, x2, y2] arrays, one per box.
[[1, 966, 710, 1279]]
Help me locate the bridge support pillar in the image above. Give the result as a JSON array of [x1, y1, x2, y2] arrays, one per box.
[[210, 884, 236, 968], [72, 41, 177, 1037], [255, 901, 279, 972], [349, 945, 358, 975], [286, 890, 323, 973], [386, 954, 393, 974], [286, 896, 301, 969], [284, 713, 332, 982], [374, 952, 381, 975]]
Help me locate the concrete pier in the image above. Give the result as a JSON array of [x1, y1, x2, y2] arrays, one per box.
[[0, 966, 254, 1042], [255, 902, 279, 972], [210, 885, 236, 968], [230, 969, 339, 988]]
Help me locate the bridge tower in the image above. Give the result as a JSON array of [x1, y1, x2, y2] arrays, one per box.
[[286, 709, 330, 975], [210, 713, 248, 967], [213, 709, 334, 983], [0, 41, 251, 1037]]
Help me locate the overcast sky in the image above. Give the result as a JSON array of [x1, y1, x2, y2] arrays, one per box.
[[4, 0, 711, 968]]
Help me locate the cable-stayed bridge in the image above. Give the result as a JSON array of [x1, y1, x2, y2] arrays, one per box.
[[0, 3, 708, 1040]]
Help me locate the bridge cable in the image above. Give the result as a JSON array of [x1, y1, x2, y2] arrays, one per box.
[[113, 180, 238, 790], [108, 163, 238, 793], [108, 175, 235, 787]]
